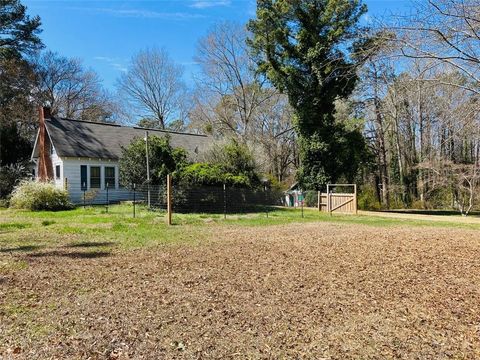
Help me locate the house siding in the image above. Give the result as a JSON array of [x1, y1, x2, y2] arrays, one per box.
[[61, 158, 133, 204], [30, 111, 207, 205], [52, 149, 64, 188]]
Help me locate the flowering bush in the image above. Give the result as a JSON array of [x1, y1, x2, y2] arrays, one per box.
[[10, 180, 73, 211]]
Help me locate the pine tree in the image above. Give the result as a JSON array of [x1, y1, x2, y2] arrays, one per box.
[[248, 0, 371, 187]]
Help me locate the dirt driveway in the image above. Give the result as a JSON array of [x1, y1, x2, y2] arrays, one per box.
[[2, 222, 480, 359]]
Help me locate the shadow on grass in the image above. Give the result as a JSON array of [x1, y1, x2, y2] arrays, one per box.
[[0, 244, 45, 253], [65, 241, 116, 248], [380, 209, 480, 217], [174, 205, 287, 215], [28, 250, 111, 259], [0, 222, 31, 234]]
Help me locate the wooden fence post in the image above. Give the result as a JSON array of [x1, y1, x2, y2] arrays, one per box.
[[326, 184, 331, 215], [166, 174, 172, 225], [317, 190, 321, 211], [354, 183, 358, 215]]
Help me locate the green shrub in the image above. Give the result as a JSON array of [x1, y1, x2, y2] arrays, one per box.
[[178, 163, 250, 187], [358, 185, 381, 211], [10, 180, 73, 211], [304, 190, 318, 207], [0, 163, 30, 199], [426, 187, 453, 209], [0, 198, 9, 208], [410, 199, 427, 210], [119, 135, 187, 187], [205, 139, 260, 187]]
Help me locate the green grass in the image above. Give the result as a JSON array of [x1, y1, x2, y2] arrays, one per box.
[[1, 204, 480, 258]]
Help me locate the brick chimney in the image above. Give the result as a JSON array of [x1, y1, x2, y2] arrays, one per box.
[[37, 106, 54, 181]]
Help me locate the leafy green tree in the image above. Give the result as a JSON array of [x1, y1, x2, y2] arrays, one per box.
[[0, 162, 30, 199], [119, 135, 187, 187], [0, 0, 43, 59], [206, 139, 260, 186], [178, 163, 251, 187], [177, 139, 260, 188], [0, 0, 43, 166], [248, 0, 371, 188], [0, 120, 32, 166]]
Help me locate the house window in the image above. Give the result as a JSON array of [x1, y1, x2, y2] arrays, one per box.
[[104, 167, 115, 189], [90, 166, 101, 188], [80, 165, 87, 190], [55, 165, 60, 179]]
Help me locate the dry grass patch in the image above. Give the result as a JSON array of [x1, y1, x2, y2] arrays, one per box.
[[1, 222, 480, 359]]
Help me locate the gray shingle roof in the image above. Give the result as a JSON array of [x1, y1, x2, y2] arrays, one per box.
[[38, 117, 208, 160]]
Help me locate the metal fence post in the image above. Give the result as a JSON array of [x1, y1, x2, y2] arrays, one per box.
[[133, 183, 136, 218], [223, 183, 227, 220], [301, 190, 304, 218], [264, 183, 268, 218], [105, 182, 109, 213], [83, 182, 86, 209]]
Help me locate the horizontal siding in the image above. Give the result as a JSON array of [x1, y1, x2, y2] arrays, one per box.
[[61, 158, 132, 204], [51, 151, 63, 188]]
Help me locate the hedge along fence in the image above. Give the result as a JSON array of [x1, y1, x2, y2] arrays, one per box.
[[123, 180, 284, 215], [61, 175, 357, 220]]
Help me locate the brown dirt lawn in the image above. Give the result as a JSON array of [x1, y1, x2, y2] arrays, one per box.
[[1, 222, 480, 359]]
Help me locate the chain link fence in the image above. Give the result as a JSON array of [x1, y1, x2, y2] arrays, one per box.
[[77, 181, 290, 218], [73, 179, 356, 219]]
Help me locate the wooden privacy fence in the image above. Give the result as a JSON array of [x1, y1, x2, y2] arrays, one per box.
[[317, 184, 357, 214]]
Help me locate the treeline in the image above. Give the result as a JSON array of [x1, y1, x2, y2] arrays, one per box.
[[1, 1, 117, 166], [358, 0, 480, 213], [1, 0, 479, 213]]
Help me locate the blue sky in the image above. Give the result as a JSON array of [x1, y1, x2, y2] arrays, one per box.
[[24, 0, 411, 90]]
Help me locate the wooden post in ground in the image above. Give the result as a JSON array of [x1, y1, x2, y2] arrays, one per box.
[[317, 190, 321, 211], [166, 174, 172, 225], [326, 184, 331, 215], [354, 184, 358, 215]]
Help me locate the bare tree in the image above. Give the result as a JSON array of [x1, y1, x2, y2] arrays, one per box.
[[117, 48, 186, 129], [190, 21, 298, 181], [359, 56, 396, 208], [419, 159, 480, 216], [252, 90, 298, 182], [394, 0, 480, 94], [192, 21, 275, 139], [35, 51, 113, 121]]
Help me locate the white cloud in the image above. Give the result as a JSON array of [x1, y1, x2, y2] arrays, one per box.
[[94, 56, 128, 73], [189, 0, 231, 9], [73, 7, 205, 20]]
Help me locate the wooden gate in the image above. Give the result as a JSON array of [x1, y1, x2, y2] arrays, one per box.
[[317, 184, 357, 214]]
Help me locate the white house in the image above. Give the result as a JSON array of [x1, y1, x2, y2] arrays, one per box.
[[31, 107, 208, 204]]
